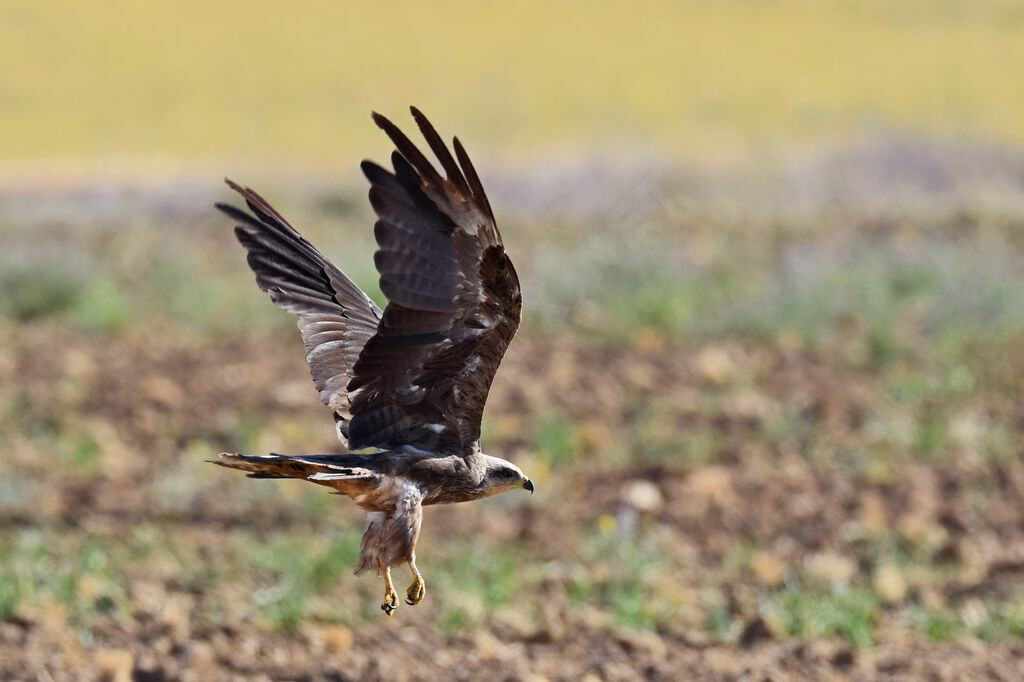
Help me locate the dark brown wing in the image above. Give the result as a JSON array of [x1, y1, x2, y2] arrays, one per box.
[[343, 107, 522, 454], [217, 180, 383, 442]]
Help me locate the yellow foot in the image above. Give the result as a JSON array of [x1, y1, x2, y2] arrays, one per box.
[[379, 559, 399, 616], [406, 577, 426, 606], [381, 589, 398, 616]]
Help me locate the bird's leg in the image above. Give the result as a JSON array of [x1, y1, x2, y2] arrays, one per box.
[[405, 554, 426, 606], [379, 558, 398, 616]]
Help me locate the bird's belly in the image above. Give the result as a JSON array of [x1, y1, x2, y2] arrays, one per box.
[[335, 479, 395, 512], [346, 476, 426, 512]]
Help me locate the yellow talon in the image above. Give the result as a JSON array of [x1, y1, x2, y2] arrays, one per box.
[[405, 558, 426, 606], [380, 559, 399, 616], [406, 577, 425, 605]]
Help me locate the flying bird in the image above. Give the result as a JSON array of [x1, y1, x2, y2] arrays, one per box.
[[211, 108, 531, 616]]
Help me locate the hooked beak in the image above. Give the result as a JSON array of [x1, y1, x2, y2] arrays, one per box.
[[522, 478, 535, 494]]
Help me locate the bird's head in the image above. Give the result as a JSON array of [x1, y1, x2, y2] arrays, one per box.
[[479, 454, 534, 497]]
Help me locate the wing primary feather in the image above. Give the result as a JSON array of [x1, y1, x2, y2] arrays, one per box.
[[225, 179, 295, 233], [216, 202, 265, 229], [371, 112, 444, 188], [452, 137, 494, 222], [410, 107, 470, 196]]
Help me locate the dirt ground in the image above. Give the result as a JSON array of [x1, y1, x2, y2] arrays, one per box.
[[3, 150, 1024, 679], [3, 320, 1024, 680]]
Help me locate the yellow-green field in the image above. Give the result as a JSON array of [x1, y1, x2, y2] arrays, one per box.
[[2, 0, 1023, 173]]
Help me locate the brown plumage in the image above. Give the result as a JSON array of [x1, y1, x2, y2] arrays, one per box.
[[210, 108, 532, 616]]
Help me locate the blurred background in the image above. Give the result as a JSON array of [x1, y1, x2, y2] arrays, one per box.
[[3, 1, 1024, 679]]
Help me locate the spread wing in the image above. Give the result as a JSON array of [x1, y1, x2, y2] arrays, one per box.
[[343, 108, 522, 454], [216, 180, 383, 439]]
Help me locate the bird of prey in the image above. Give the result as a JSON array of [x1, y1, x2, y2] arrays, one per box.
[[211, 108, 532, 616]]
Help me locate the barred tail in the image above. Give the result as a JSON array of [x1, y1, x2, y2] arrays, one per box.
[[208, 452, 372, 481]]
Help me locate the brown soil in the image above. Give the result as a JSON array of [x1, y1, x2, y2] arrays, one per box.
[[2, 323, 1024, 680]]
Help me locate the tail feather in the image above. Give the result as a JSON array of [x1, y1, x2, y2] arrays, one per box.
[[209, 452, 374, 482]]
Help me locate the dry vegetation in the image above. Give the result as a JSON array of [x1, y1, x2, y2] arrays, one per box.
[[3, 142, 1024, 679]]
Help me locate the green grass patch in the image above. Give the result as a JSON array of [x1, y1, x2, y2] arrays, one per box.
[[249, 533, 362, 630], [576, 526, 677, 631], [0, 572, 20, 621], [0, 268, 83, 321], [72, 278, 132, 332], [146, 255, 285, 339], [914, 603, 1024, 643], [766, 584, 879, 648], [433, 544, 525, 634], [0, 531, 131, 623], [918, 609, 962, 641], [532, 414, 581, 466]]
